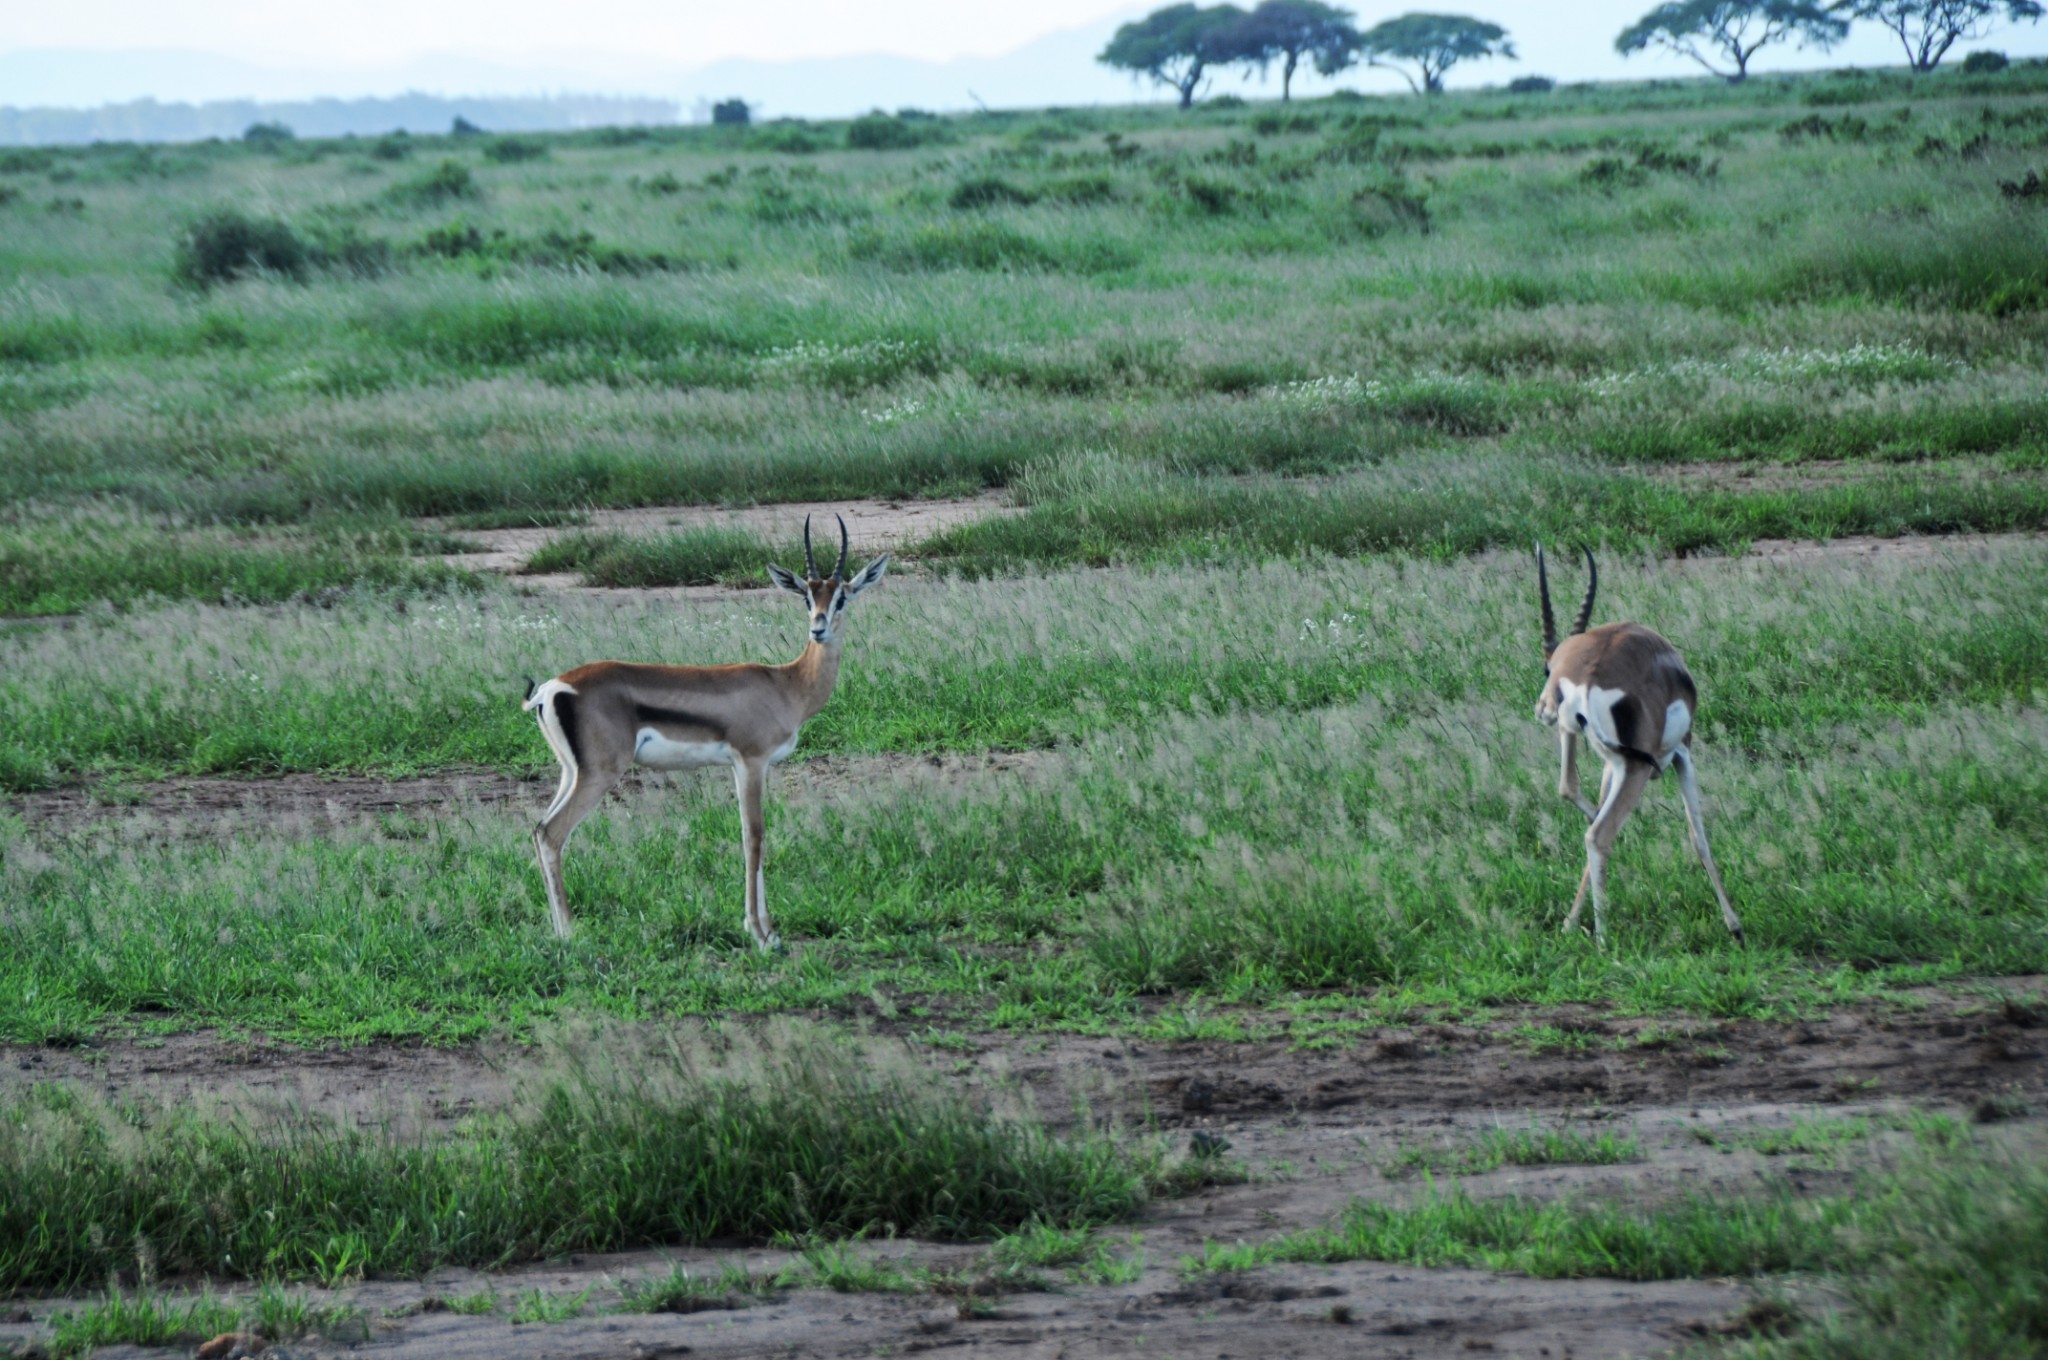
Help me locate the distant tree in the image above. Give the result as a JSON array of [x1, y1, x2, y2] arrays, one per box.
[[712, 98, 751, 126], [1829, 0, 2043, 71], [1099, 4, 1251, 108], [1356, 13, 1515, 94], [242, 121, 294, 144], [451, 115, 483, 137], [1616, 1, 1848, 82], [1235, 1, 1365, 99], [1960, 45, 2010, 66]]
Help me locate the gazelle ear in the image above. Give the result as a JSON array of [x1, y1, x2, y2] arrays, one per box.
[[765, 563, 809, 599], [843, 554, 889, 598]]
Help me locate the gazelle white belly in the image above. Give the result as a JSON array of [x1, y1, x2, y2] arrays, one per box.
[[633, 730, 735, 770]]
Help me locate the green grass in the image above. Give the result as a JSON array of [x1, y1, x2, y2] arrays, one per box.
[[1, 547, 2042, 1044], [4, 71, 2046, 561], [1189, 1184, 1840, 1280], [526, 524, 785, 587], [1694, 1110, 1967, 1159], [1384, 1123, 1642, 1178], [43, 1286, 365, 1359], [1710, 1152, 2048, 1359], [0, 1026, 1155, 1294]]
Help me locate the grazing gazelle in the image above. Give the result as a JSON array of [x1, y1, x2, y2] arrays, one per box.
[[1532, 546, 1743, 945], [524, 515, 887, 948]]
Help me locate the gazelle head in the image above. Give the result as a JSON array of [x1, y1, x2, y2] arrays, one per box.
[[766, 513, 889, 644], [1533, 544, 1597, 724]]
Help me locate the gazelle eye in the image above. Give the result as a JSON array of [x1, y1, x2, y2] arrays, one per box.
[[834, 596, 846, 611]]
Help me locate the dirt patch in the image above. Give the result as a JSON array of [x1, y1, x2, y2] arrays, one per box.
[[2, 751, 1055, 840], [6, 989, 2041, 1359], [431, 493, 1016, 577]]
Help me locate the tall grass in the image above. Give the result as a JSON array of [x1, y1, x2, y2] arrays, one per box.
[[0, 1026, 1152, 1293]]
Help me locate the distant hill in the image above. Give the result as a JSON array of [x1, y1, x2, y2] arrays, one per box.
[[0, 93, 679, 146]]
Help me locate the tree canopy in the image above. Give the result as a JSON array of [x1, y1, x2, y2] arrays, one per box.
[[1616, 0, 1848, 81], [1235, 1, 1366, 99], [1356, 12, 1516, 94], [1099, 4, 1252, 108], [1829, 0, 2044, 70]]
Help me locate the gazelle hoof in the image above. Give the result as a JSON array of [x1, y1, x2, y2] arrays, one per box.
[[754, 932, 786, 955]]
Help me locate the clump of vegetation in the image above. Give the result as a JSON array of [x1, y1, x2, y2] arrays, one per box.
[[526, 525, 777, 586], [950, 176, 1039, 209], [173, 208, 310, 285], [847, 110, 950, 150], [1508, 74, 1556, 92], [751, 123, 828, 153], [1961, 48, 2010, 73], [711, 98, 751, 126], [371, 132, 412, 160], [241, 120, 295, 146], [0, 1028, 1153, 1292], [383, 158, 480, 208], [484, 136, 548, 163]]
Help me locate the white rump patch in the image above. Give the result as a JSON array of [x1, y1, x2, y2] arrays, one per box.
[[1660, 700, 1692, 751]]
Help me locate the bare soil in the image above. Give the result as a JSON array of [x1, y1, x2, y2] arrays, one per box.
[[431, 493, 1016, 577], [5, 986, 2042, 1360], [1, 751, 1053, 840]]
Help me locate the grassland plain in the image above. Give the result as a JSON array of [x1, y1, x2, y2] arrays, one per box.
[[5, 65, 2048, 1360]]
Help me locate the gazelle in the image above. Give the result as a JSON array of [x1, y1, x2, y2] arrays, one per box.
[[524, 515, 888, 948], [1532, 546, 1743, 945]]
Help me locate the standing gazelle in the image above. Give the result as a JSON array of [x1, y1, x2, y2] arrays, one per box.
[[524, 515, 887, 948], [1532, 546, 1743, 945]]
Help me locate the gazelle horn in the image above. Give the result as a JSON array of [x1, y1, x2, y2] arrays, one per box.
[[1571, 547, 1598, 637], [834, 513, 849, 580], [803, 514, 817, 578]]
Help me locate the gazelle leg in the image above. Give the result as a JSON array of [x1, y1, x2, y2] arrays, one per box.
[[734, 758, 780, 952], [1558, 729, 1598, 822], [1564, 757, 1651, 945], [1672, 747, 1744, 943], [533, 756, 626, 939]]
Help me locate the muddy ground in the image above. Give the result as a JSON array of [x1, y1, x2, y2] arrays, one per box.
[[4, 986, 2043, 1360], [0, 751, 1053, 840]]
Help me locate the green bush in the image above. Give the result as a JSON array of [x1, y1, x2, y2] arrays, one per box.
[[751, 123, 826, 153], [174, 209, 310, 286], [847, 110, 948, 150], [711, 98, 751, 126], [385, 159, 479, 208], [370, 132, 412, 161], [1962, 50, 2010, 74], [950, 176, 1039, 209], [242, 121, 295, 145], [1508, 75, 1556, 93], [484, 136, 548, 163]]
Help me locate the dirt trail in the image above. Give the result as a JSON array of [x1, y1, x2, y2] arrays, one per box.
[[431, 493, 1016, 576], [6, 988, 2042, 1360], [2, 751, 1053, 840]]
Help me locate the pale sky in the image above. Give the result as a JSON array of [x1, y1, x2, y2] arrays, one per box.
[[6, 0, 2047, 110]]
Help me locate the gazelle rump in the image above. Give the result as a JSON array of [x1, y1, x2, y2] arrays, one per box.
[[1533, 546, 1743, 945], [524, 515, 888, 948]]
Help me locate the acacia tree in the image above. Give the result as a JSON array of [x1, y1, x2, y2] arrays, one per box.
[[1236, 0, 1365, 99], [1099, 4, 1252, 108], [1357, 12, 1515, 94], [1616, 0, 1848, 82], [1830, 0, 2043, 70]]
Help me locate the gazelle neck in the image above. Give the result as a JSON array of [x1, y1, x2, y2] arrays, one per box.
[[791, 637, 843, 719]]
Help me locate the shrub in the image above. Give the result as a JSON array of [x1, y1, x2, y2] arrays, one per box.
[[484, 136, 548, 163], [1508, 75, 1555, 93], [371, 133, 412, 161], [385, 160, 479, 208], [1250, 110, 1324, 136], [847, 110, 947, 150], [711, 98, 751, 126], [949, 176, 1038, 210], [1962, 50, 2010, 74], [174, 209, 310, 286], [1205, 94, 1247, 110], [750, 123, 827, 154], [242, 121, 295, 145], [451, 115, 484, 136]]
